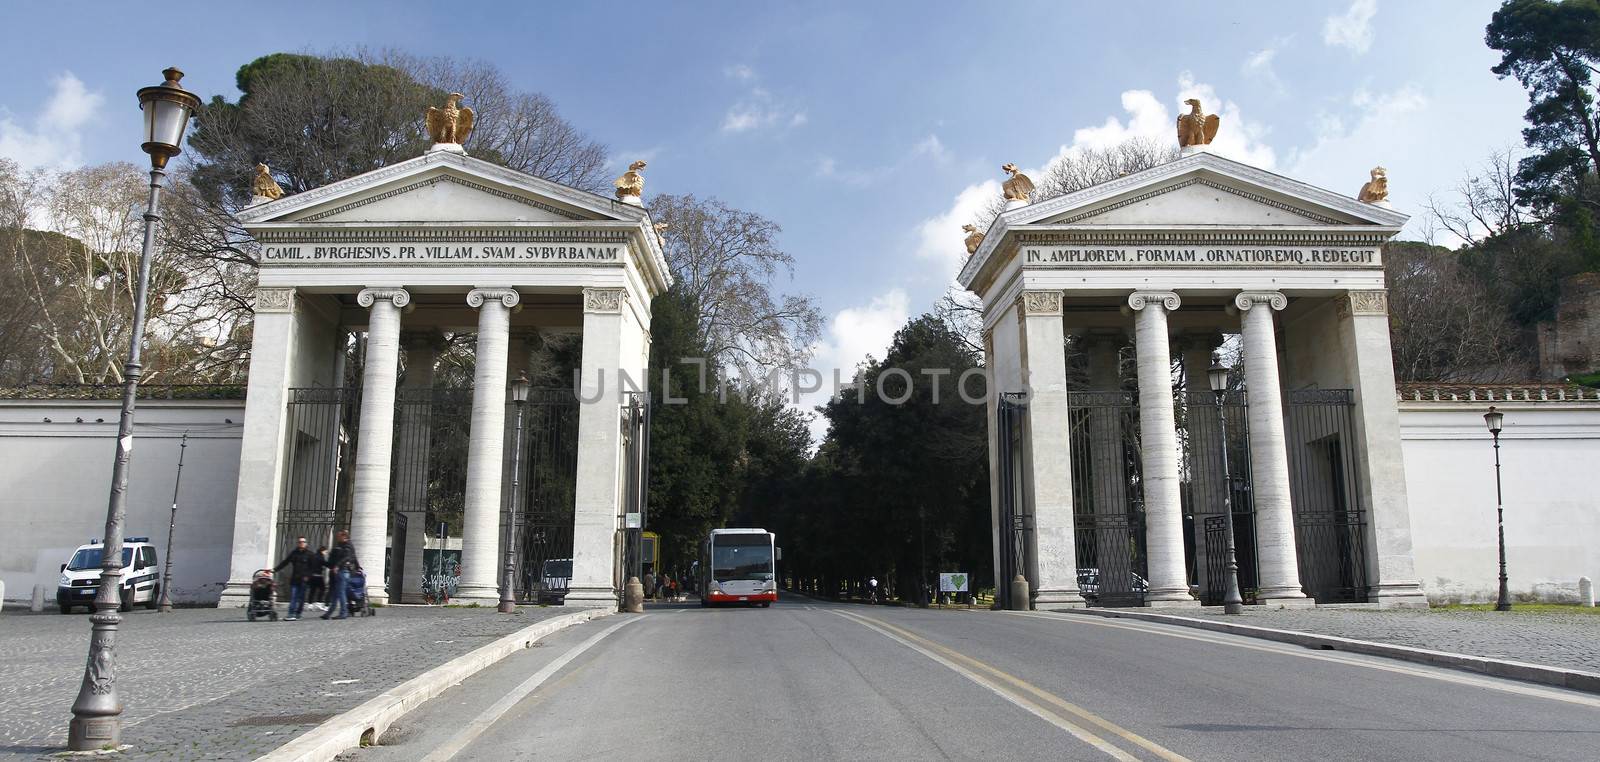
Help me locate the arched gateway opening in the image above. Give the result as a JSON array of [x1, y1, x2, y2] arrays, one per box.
[[217, 146, 669, 608], [963, 150, 1429, 610]]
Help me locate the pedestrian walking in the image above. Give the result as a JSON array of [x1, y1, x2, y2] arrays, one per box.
[[272, 536, 319, 620], [321, 530, 358, 620], [868, 576, 878, 604], [642, 570, 655, 603], [306, 546, 328, 610]]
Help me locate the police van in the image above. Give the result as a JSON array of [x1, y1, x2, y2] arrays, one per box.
[[57, 538, 161, 614]]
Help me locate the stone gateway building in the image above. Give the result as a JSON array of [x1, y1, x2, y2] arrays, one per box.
[[218, 146, 669, 608], [961, 150, 1430, 610]]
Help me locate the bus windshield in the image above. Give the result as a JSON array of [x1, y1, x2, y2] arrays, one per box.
[[712, 541, 773, 582]]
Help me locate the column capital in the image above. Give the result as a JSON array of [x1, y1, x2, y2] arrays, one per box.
[[1017, 289, 1063, 316], [358, 287, 411, 309], [1234, 290, 1287, 312], [1338, 289, 1388, 318], [583, 287, 628, 313], [467, 287, 522, 310], [1127, 291, 1180, 312], [254, 287, 296, 313]]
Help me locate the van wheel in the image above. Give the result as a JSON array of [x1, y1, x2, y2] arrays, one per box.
[[119, 589, 133, 613]]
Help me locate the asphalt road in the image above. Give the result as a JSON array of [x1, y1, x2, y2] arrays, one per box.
[[349, 596, 1600, 761]]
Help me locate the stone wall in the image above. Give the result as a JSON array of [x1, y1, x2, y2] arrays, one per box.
[[0, 398, 244, 605], [1538, 272, 1600, 381], [1398, 389, 1600, 603]]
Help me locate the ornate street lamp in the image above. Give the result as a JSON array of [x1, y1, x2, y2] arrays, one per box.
[[68, 67, 200, 752], [1208, 355, 1245, 615], [1485, 406, 1510, 612], [500, 373, 532, 613]]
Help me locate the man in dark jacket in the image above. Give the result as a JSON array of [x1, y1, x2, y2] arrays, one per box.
[[274, 537, 320, 621], [322, 531, 358, 620]]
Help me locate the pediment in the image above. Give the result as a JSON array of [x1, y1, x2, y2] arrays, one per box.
[[1038, 176, 1344, 226], [237, 150, 638, 226]]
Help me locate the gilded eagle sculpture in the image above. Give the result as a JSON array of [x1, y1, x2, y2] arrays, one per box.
[[251, 163, 284, 201], [1176, 98, 1220, 148], [615, 160, 647, 202], [425, 93, 475, 146], [1001, 163, 1034, 203], [962, 224, 984, 255], [1357, 166, 1389, 203]]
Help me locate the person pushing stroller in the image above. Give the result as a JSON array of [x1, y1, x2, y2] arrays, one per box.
[[322, 530, 359, 620]]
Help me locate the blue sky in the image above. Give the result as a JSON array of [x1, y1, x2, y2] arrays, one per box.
[[1, 0, 1527, 398]]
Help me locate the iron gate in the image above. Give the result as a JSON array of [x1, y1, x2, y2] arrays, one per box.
[[512, 389, 581, 601], [275, 387, 360, 563], [1285, 389, 1369, 603], [1068, 391, 1146, 607], [995, 393, 1031, 610], [619, 391, 651, 601], [1182, 390, 1260, 605]]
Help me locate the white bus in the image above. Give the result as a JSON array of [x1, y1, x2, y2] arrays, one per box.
[[699, 528, 777, 607]]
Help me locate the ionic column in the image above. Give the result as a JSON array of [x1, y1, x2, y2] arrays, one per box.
[[350, 287, 410, 605], [1127, 291, 1194, 606], [457, 288, 521, 603], [1018, 290, 1085, 607], [567, 287, 630, 607], [1236, 291, 1308, 604], [394, 330, 441, 603]]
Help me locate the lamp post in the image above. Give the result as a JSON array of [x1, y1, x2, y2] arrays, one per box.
[[1208, 355, 1245, 615], [1485, 406, 1510, 612], [499, 373, 531, 613], [68, 67, 200, 752], [157, 431, 189, 613]]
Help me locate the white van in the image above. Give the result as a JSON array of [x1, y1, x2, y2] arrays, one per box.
[[57, 538, 161, 613]]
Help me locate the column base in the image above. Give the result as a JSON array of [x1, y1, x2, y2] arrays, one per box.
[[1145, 597, 1202, 609], [1257, 587, 1317, 609], [1369, 581, 1430, 609], [452, 583, 500, 606], [1034, 588, 1087, 608], [216, 579, 254, 608], [561, 586, 620, 609]]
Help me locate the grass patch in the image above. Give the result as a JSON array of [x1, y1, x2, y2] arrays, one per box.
[[1435, 603, 1600, 615]]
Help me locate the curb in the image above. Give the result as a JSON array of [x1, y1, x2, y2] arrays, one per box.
[[256, 608, 611, 762], [1058, 608, 1600, 694]]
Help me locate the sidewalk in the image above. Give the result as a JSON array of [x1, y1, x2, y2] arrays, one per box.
[[1062, 605, 1600, 675], [0, 604, 569, 760]]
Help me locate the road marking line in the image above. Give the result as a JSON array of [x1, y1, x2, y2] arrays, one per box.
[[1009, 611, 1600, 709], [836, 611, 1188, 761], [420, 616, 642, 762]]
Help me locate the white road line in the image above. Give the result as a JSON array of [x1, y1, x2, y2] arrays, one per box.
[[420, 616, 643, 762], [833, 611, 1142, 761], [1010, 611, 1600, 708]]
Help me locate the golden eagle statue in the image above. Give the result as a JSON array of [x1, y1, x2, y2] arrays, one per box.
[[252, 163, 283, 201], [615, 160, 647, 201], [1001, 163, 1034, 203], [1357, 166, 1389, 203], [1176, 98, 1219, 148], [426, 93, 475, 146]]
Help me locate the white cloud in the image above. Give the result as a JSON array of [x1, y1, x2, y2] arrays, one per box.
[[1287, 85, 1438, 236], [913, 178, 1002, 278], [1242, 38, 1291, 94], [1323, 0, 1378, 54], [719, 75, 807, 134], [800, 288, 911, 443], [818, 133, 953, 187], [0, 72, 103, 171], [724, 63, 756, 82]]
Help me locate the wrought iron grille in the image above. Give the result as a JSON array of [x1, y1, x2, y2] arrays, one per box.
[[512, 390, 581, 600], [1285, 389, 1369, 603], [995, 393, 1031, 610], [275, 387, 360, 565], [1068, 390, 1146, 607], [1181, 390, 1260, 605]]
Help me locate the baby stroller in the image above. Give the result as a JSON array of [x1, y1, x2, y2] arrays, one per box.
[[247, 569, 278, 622], [345, 568, 376, 617]]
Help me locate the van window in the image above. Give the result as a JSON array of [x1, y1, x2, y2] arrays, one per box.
[[66, 547, 132, 571], [139, 547, 156, 569]]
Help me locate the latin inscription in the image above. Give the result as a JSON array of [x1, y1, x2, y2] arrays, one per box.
[[261, 244, 622, 264], [1023, 246, 1381, 267]]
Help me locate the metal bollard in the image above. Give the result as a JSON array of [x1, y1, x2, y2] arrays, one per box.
[[31, 584, 46, 612], [1580, 576, 1594, 608]]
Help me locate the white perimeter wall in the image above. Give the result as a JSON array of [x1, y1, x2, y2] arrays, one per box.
[[1400, 401, 1600, 603], [0, 399, 244, 605]]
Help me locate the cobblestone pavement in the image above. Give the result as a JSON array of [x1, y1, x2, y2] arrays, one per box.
[[1162, 607, 1600, 674], [0, 604, 569, 760]]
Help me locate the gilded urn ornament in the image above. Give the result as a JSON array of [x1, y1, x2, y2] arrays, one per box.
[[251, 163, 283, 201], [615, 160, 647, 203], [1357, 166, 1389, 203], [1176, 98, 1220, 148], [962, 224, 984, 255], [1001, 163, 1034, 203], [426, 93, 475, 146]]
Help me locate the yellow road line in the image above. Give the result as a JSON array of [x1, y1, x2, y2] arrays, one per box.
[[836, 611, 1189, 762], [1009, 611, 1600, 709]]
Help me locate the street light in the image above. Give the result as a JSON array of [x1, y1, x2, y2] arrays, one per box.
[[1207, 355, 1245, 615], [1485, 406, 1510, 612], [69, 67, 200, 752], [500, 372, 531, 613]]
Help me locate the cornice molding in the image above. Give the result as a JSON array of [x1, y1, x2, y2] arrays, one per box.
[[1053, 177, 1342, 226]]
